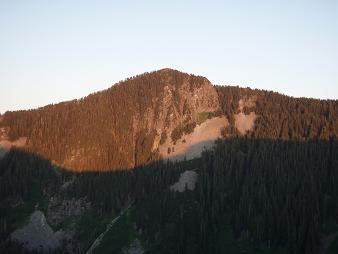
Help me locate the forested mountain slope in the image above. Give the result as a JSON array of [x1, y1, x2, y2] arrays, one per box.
[[0, 68, 337, 172], [1, 138, 337, 254], [216, 86, 338, 139], [0, 69, 220, 171], [1, 69, 338, 254]]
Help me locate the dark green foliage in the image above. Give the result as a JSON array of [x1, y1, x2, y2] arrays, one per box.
[[93, 207, 140, 254], [321, 223, 338, 236], [328, 236, 338, 254], [0, 149, 61, 248], [0, 241, 25, 254], [197, 138, 338, 254], [0, 149, 60, 200], [1, 71, 338, 253], [216, 86, 338, 139], [119, 138, 338, 254], [75, 210, 112, 250], [1, 139, 337, 253]]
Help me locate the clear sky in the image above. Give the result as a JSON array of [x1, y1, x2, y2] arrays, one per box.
[[0, 0, 337, 113]]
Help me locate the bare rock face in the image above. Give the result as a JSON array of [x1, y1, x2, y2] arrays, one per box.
[[3, 69, 261, 171], [159, 116, 228, 161], [0, 70, 260, 171], [133, 70, 221, 141], [11, 210, 65, 252], [170, 170, 198, 192], [131, 69, 223, 162]]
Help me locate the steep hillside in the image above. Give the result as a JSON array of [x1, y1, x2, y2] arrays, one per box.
[[2, 139, 338, 254], [216, 86, 338, 140], [0, 69, 337, 172], [0, 69, 221, 171], [1, 69, 338, 253]]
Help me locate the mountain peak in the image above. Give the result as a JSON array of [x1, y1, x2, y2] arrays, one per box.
[[125, 68, 210, 85], [1, 69, 337, 172]]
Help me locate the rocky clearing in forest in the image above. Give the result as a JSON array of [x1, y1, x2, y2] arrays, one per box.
[[170, 170, 198, 192], [11, 210, 66, 252], [159, 116, 228, 161]]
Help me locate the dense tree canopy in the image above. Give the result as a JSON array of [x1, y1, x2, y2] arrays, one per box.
[[1, 70, 338, 253], [1, 70, 337, 172], [1, 137, 337, 253]]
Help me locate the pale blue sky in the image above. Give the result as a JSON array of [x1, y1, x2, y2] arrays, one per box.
[[0, 0, 337, 113]]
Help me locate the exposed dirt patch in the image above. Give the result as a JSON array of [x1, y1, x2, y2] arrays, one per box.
[[159, 116, 228, 161], [170, 170, 198, 192], [13, 137, 27, 147], [234, 96, 258, 135], [234, 112, 257, 135]]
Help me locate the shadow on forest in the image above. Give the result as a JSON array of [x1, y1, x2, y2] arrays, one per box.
[[165, 139, 218, 162], [0, 138, 220, 172], [0, 136, 336, 174], [0, 137, 337, 254], [0, 147, 7, 159]]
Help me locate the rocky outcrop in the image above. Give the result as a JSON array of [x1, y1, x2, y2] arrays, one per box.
[[170, 170, 198, 192], [159, 116, 228, 161], [11, 210, 65, 252], [129, 69, 225, 162], [133, 69, 221, 156], [0, 69, 260, 171]]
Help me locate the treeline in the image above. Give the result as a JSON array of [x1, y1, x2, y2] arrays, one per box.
[[1, 70, 337, 173], [0, 69, 206, 171], [1, 138, 337, 253], [216, 86, 338, 139]]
